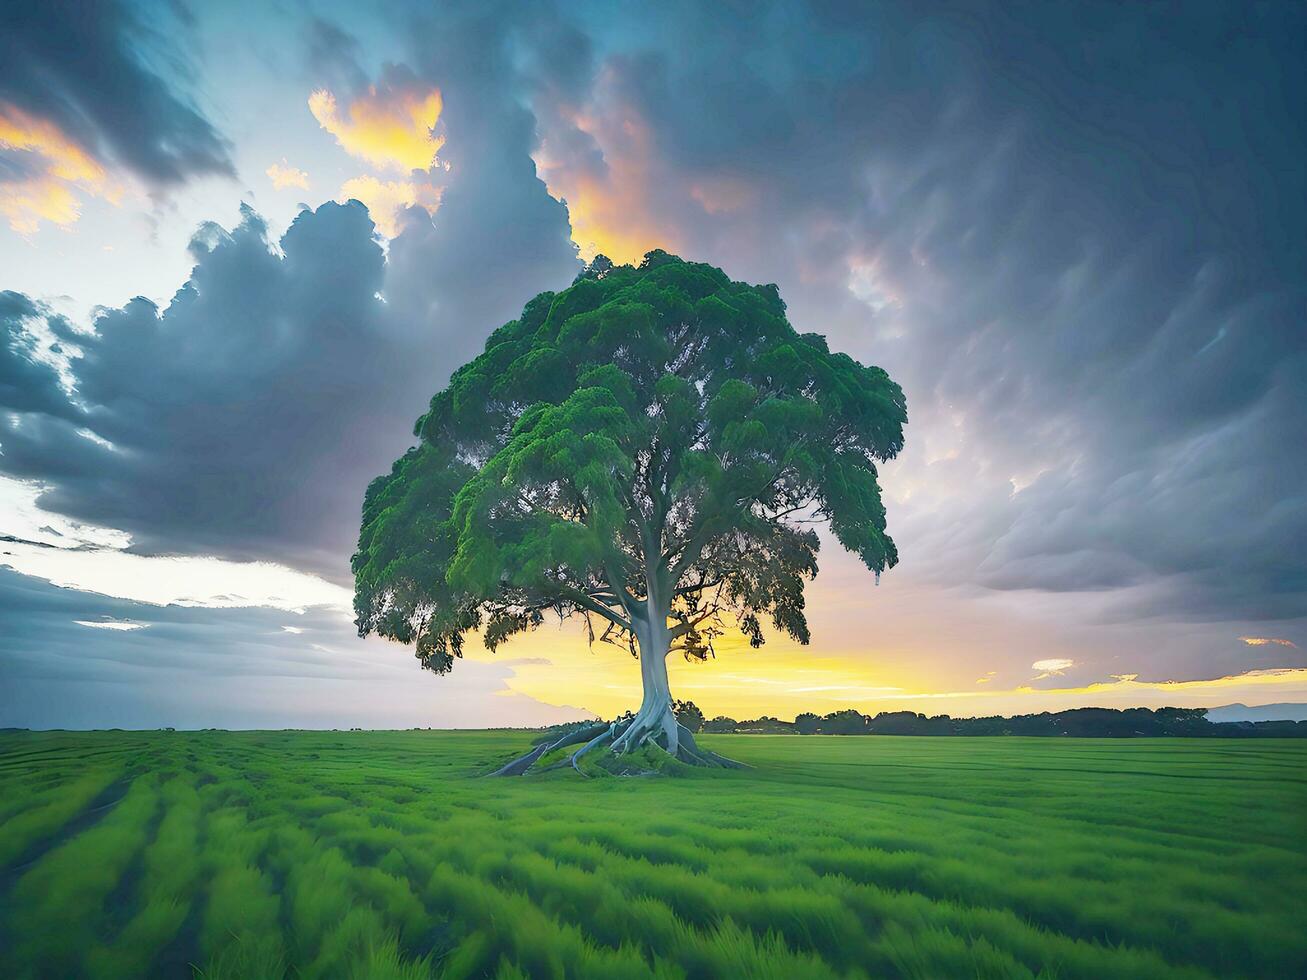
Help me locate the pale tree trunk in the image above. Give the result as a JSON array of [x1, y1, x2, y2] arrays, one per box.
[[610, 608, 679, 755], [489, 564, 747, 774]]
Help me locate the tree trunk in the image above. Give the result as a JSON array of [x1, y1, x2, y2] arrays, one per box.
[[610, 611, 679, 755], [488, 577, 747, 774]]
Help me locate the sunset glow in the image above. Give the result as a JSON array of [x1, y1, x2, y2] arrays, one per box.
[[338, 174, 441, 237], [2, 2, 1301, 731], [309, 85, 444, 172], [0, 103, 117, 233], [455, 624, 1307, 721], [536, 106, 676, 265]]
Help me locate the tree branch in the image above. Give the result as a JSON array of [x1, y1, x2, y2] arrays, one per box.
[[534, 585, 633, 634], [669, 606, 722, 639]]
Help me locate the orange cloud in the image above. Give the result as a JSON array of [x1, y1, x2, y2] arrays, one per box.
[[1240, 636, 1297, 648], [266, 160, 309, 191], [0, 103, 120, 233], [535, 68, 772, 266], [309, 85, 444, 172], [535, 101, 678, 266], [338, 175, 441, 238]]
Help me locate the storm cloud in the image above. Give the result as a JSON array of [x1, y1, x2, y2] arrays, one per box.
[[524, 0, 1306, 623], [0, 291, 81, 421], [1, 0, 1303, 731], [373, 4, 580, 368], [0, 0, 233, 188], [2, 201, 461, 578], [1, 7, 582, 580]]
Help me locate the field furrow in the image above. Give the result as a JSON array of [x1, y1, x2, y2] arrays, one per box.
[[1, 731, 1303, 979]]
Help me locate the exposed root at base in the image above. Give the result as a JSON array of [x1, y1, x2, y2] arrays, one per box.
[[489, 719, 747, 777]]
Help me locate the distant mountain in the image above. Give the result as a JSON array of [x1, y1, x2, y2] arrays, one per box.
[[1205, 703, 1307, 723]]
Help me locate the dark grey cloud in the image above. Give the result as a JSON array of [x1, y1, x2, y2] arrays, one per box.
[[0, 202, 421, 578], [528, 0, 1306, 623], [3, 0, 1302, 639], [383, 3, 579, 367], [0, 11, 579, 582], [0, 0, 233, 187], [302, 9, 579, 392], [0, 566, 588, 729], [303, 17, 370, 95], [0, 292, 81, 422]]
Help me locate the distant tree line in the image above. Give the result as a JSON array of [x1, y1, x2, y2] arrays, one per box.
[[665, 704, 1305, 738]]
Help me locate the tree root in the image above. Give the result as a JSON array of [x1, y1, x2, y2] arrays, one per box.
[[570, 719, 628, 775], [490, 718, 747, 776], [676, 724, 749, 769], [488, 722, 608, 776]]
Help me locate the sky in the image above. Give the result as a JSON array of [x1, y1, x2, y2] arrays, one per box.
[[1, 0, 1304, 729]]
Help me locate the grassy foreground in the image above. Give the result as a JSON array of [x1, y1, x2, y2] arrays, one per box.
[[1, 732, 1303, 979]]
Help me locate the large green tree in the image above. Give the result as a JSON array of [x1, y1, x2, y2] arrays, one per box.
[[353, 251, 906, 773]]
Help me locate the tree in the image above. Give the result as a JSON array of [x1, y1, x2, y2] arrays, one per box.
[[573, 253, 615, 284], [353, 251, 906, 773], [673, 699, 705, 734], [702, 716, 740, 734], [822, 708, 871, 735]]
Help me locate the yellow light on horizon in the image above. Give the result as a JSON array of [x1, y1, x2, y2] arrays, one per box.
[[456, 622, 1307, 722]]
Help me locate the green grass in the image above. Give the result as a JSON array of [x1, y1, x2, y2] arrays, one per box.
[[0, 732, 1303, 978]]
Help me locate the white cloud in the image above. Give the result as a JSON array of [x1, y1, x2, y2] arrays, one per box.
[[847, 260, 900, 315], [1032, 658, 1075, 679], [2, 537, 348, 613], [266, 160, 309, 191], [0, 476, 130, 549], [1, 477, 348, 612]]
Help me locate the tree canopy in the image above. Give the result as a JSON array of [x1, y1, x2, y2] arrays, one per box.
[[353, 250, 906, 771]]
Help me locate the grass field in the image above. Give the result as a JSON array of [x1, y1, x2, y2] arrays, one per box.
[[1, 732, 1303, 979]]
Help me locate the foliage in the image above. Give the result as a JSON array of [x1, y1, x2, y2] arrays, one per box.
[[693, 706, 1307, 737], [672, 699, 705, 734], [352, 251, 906, 679], [2, 730, 1305, 978], [702, 715, 742, 734]]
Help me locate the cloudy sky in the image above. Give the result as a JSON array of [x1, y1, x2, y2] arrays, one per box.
[[2, 0, 1304, 729]]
